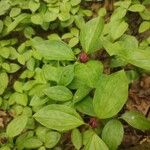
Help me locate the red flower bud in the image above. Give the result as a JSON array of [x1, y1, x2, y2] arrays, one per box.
[[79, 51, 89, 63], [89, 117, 98, 128]]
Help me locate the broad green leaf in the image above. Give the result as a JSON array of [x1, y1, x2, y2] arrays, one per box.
[[114, 0, 131, 9], [36, 126, 48, 142], [129, 4, 145, 12], [58, 65, 74, 86], [80, 16, 104, 53], [93, 70, 128, 119], [33, 104, 84, 131], [140, 9, 150, 20], [31, 39, 75, 60], [110, 7, 127, 21], [0, 72, 8, 95], [70, 0, 81, 6], [45, 131, 61, 148], [76, 97, 96, 117], [118, 47, 150, 71], [44, 86, 73, 101], [102, 119, 124, 150], [75, 60, 103, 88], [9, 92, 28, 106], [31, 13, 43, 25], [6, 115, 28, 137], [29, 0, 40, 13], [4, 13, 29, 35], [110, 20, 128, 40], [71, 129, 82, 150], [23, 137, 43, 149], [84, 131, 108, 150], [0, 0, 10, 16], [121, 111, 150, 131], [69, 37, 79, 47], [139, 21, 150, 33], [43, 65, 60, 82], [9, 7, 21, 17], [16, 131, 34, 149], [30, 95, 49, 106], [73, 85, 92, 104]]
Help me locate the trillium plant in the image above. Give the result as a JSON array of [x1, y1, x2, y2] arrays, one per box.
[[0, 0, 150, 150]]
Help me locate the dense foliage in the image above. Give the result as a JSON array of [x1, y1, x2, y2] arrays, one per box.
[[0, 0, 150, 149]]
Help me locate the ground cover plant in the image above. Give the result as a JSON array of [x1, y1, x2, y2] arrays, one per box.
[[0, 0, 150, 149]]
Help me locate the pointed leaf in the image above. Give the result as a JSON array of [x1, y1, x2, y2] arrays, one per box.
[[44, 86, 73, 101], [93, 70, 128, 119], [102, 119, 124, 150], [80, 17, 104, 53], [33, 104, 84, 131], [75, 60, 103, 88], [31, 39, 75, 61], [84, 131, 108, 150], [121, 111, 150, 131], [6, 115, 28, 137], [71, 129, 82, 150]]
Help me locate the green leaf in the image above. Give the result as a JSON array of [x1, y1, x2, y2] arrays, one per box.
[[9, 92, 28, 106], [69, 37, 79, 47], [44, 86, 73, 101], [30, 96, 49, 107], [31, 39, 75, 61], [0, 0, 10, 16], [4, 13, 28, 35], [45, 131, 61, 148], [121, 111, 150, 131], [73, 85, 92, 104], [0, 72, 8, 95], [70, 0, 81, 6], [75, 60, 103, 88], [58, 65, 74, 86], [29, 0, 40, 13], [110, 7, 127, 21], [6, 115, 28, 137], [84, 131, 108, 150], [9, 7, 21, 17], [33, 104, 84, 131], [110, 20, 128, 40], [43, 65, 60, 82], [75, 97, 96, 117], [93, 70, 128, 119], [0, 20, 3, 33], [71, 128, 82, 150], [129, 4, 145, 12], [31, 13, 43, 25], [139, 21, 150, 33], [23, 137, 43, 149], [80, 17, 104, 53], [102, 119, 124, 150]]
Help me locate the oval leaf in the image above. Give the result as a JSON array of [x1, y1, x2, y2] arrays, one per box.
[[71, 128, 82, 150], [121, 111, 150, 131], [45, 131, 61, 148], [33, 104, 84, 131], [0, 72, 8, 95], [6, 115, 28, 137], [75, 60, 103, 88], [80, 17, 104, 53], [102, 119, 124, 150], [84, 131, 108, 150], [44, 86, 73, 101], [31, 39, 75, 61], [93, 70, 128, 119]]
